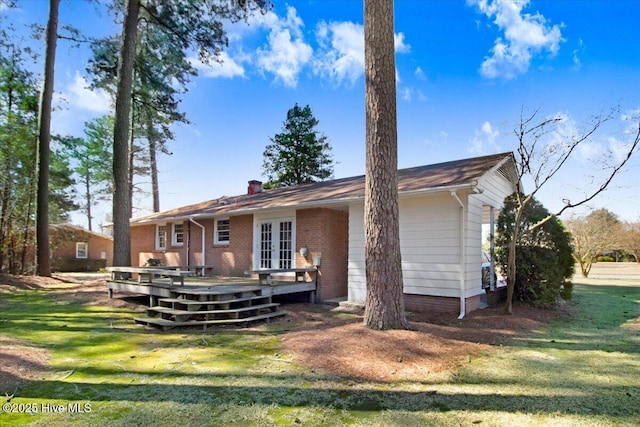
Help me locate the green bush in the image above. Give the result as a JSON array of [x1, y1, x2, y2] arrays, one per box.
[[560, 281, 573, 301], [596, 256, 615, 262], [496, 194, 575, 305], [52, 258, 107, 272]]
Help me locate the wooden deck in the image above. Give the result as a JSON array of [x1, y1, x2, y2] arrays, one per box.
[[106, 275, 317, 330]]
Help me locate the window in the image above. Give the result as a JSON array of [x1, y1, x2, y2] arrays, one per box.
[[172, 223, 184, 246], [214, 218, 230, 245], [156, 225, 167, 250], [76, 242, 88, 259]]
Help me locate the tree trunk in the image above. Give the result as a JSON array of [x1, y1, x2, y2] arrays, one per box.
[[148, 117, 160, 213], [21, 143, 37, 274], [112, 0, 140, 267], [362, 0, 408, 330], [85, 172, 92, 231], [0, 86, 14, 273], [36, 0, 60, 277], [128, 113, 135, 219], [504, 236, 517, 314], [504, 201, 523, 314]]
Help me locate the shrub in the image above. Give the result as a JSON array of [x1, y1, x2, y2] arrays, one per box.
[[596, 255, 615, 262], [496, 194, 575, 305]]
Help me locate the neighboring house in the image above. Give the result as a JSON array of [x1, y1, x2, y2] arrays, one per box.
[[129, 152, 519, 316], [50, 223, 113, 272]]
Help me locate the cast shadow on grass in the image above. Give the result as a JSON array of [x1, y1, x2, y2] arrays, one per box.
[[12, 378, 640, 418], [513, 283, 640, 354]]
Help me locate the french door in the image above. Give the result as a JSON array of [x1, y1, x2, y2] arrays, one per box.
[[257, 219, 293, 269]]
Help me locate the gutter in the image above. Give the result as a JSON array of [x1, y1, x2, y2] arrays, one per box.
[[451, 191, 466, 319], [189, 217, 206, 274]]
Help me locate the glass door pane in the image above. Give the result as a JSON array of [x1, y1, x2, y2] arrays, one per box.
[[279, 221, 293, 269], [260, 222, 272, 269]]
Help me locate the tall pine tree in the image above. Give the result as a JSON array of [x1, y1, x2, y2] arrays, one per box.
[[262, 103, 333, 188]]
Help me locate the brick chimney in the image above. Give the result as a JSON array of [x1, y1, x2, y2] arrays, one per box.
[[247, 180, 263, 195]]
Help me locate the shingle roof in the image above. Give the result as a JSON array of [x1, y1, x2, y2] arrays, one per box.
[[130, 152, 515, 225]]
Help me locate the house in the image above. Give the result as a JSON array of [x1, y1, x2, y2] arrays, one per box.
[[129, 152, 519, 316], [50, 223, 113, 272]]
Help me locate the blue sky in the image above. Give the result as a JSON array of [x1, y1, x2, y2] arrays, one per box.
[[6, 0, 640, 228]]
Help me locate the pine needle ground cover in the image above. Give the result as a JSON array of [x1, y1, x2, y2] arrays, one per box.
[[0, 272, 638, 426]]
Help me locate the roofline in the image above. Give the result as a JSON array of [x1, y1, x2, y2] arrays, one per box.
[[129, 182, 477, 226], [50, 223, 113, 240]]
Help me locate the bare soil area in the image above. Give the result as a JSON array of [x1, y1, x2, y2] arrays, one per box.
[[1, 273, 568, 386], [280, 302, 566, 382]]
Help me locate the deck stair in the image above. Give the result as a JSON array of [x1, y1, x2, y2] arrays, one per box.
[[134, 286, 286, 330]]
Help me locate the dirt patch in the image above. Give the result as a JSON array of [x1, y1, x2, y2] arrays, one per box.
[[0, 273, 59, 292], [48, 277, 142, 309], [0, 336, 51, 395], [280, 302, 568, 382]]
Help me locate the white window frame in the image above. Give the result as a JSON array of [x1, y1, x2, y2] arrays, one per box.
[[214, 218, 230, 245], [76, 242, 88, 259], [252, 213, 296, 270], [172, 222, 184, 246], [156, 224, 167, 250]]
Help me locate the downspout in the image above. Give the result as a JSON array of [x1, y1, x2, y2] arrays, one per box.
[[189, 217, 205, 274], [451, 191, 466, 319]]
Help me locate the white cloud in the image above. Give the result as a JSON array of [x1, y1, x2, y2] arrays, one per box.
[[197, 6, 312, 87], [314, 21, 364, 85], [415, 66, 426, 80], [469, 121, 500, 153], [400, 87, 412, 101], [62, 72, 111, 113], [191, 51, 246, 79], [314, 21, 411, 85], [469, 0, 564, 79], [572, 38, 583, 70], [394, 32, 411, 53], [255, 6, 312, 87], [622, 106, 640, 134]]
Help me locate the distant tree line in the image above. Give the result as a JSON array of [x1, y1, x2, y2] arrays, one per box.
[[0, 32, 77, 274], [0, 0, 270, 275], [566, 208, 640, 276]]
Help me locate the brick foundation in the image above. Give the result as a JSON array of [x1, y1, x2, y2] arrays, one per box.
[[404, 293, 482, 316]]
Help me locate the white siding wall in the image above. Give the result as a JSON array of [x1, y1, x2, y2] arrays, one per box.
[[477, 169, 517, 208], [347, 164, 517, 307], [465, 194, 484, 297], [348, 193, 465, 303]]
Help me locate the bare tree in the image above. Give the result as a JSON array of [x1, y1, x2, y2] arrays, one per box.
[[565, 209, 622, 277], [362, 0, 408, 330], [503, 108, 640, 313], [621, 221, 640, 263]]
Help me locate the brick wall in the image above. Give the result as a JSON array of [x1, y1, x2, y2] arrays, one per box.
[[50, 226, 112, 272], [206, 215, 254, 276], [130, 223, 186, 266], [296, 208, 349, 301], [404, 293, 482, 315]]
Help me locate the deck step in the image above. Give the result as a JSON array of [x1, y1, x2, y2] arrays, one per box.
[[158, 295, 272, 310], [174, 287, 263, 298], [134, 310, 286, 331], [148, 302, 280, 317]]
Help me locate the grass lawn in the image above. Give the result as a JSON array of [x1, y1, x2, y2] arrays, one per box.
[[0, 275, 638, 426]]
